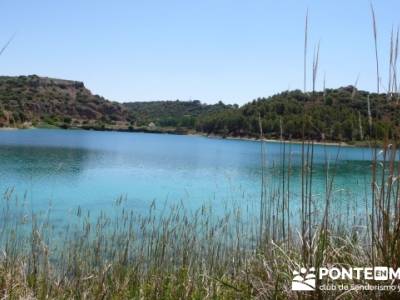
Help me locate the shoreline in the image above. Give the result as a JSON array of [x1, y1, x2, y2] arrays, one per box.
[[201, 133, 351, 147], [0, 127, 19, 131], [0, 124, 377, 148]]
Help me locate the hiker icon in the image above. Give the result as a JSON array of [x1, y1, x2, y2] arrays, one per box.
[[292, 267, 316, 291]]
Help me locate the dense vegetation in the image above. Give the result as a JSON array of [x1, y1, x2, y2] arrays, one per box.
[[1, 75, 399, 142], [124, 100, 235, 128], [195, 87, 400, 142]]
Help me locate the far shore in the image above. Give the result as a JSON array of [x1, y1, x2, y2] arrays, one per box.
[[209, 134, 351, 147], [0, 123, 379, 148], [0, 127, 19, 131]]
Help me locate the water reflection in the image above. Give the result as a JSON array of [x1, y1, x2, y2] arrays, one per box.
[[0, 129, 374, 221]]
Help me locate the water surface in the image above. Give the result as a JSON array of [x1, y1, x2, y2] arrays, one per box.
[[0, 129, 373, 223]]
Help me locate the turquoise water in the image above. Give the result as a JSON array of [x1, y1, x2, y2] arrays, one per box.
[[0, 129, 373, 224]]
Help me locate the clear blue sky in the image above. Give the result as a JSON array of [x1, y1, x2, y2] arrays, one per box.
[[0, 0, 399, 104]]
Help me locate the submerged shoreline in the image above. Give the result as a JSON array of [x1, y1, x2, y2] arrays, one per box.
[[0, 124, 376, 148]]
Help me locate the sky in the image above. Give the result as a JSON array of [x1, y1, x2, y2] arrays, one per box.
[[0, 0, 399, 104]]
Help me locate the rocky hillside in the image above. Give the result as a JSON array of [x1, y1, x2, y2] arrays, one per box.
[[0, 75, 128, 128]]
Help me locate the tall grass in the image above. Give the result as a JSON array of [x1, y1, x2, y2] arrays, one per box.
[[0, 161, 372, 299]]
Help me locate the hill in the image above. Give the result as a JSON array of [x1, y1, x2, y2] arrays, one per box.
[[124, 100, 235, 128], [0, 75, 129, 129], [0, 75, 233, 133], [195, 87, 400, 142], [0, 75, 398, 142]]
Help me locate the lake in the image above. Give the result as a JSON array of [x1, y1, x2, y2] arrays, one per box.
[[0, 129, 373, 226]]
